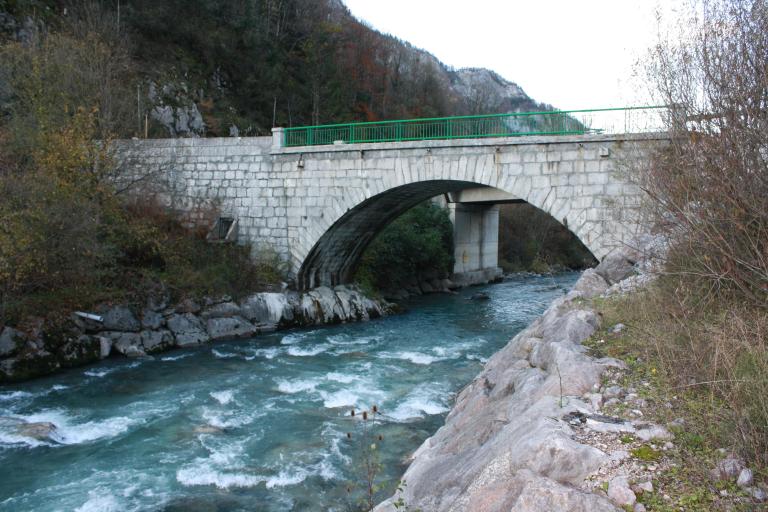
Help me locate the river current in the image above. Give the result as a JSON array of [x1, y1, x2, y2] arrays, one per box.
[[0, 272, 578, 511]]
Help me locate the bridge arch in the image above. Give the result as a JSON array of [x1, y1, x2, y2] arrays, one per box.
[[297, 180, 502, 289], [280, 136, 641, 289]]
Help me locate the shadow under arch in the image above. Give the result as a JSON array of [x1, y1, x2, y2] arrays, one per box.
[[297, 179, 596, 290]]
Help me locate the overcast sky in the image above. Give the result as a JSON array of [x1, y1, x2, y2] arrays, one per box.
[[342, 0, 686, 109]]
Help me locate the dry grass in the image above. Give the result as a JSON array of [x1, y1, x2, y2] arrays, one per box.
[[595, 284, 768, 468], [626, 0, 768, 471], [586, 289, 767, 510]]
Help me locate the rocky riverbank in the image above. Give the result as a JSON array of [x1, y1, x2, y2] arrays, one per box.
[[376, 235, 673, 511], [0, 285, 389, 383]]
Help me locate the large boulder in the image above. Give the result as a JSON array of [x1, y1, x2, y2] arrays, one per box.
[[541, 309, 600, 345], [595, 248, 638, 285], [141, 308, 164, 330], [102, 332, 145, 357], [97, 336, 112, 359], [140, 330, 174, 353], [572, 269, 610, 298], [101, 306, 141, 332], [0, 327, 23, 357], [167, 313, 210, 347], [17, 421, 58, 442], [333, 285, 383, 322], [206, 316, 256, 341], [302, 286, 345, 324]]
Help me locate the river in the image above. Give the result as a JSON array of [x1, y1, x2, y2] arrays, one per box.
[[0, 272, 578, 511]]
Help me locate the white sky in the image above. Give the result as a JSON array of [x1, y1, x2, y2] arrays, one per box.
[[342, 0, 686, 109]]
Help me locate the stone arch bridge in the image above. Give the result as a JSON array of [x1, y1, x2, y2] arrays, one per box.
[[117, 127, 664, 290]]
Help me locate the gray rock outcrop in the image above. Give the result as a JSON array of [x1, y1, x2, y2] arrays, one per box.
[[201, 302, 241, 319], [0, 284, 387, 382], [141, 309, 164, 330], [140, 330, 174, 353]]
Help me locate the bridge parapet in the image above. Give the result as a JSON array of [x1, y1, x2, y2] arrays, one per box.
[[278, 106, 667, 148]]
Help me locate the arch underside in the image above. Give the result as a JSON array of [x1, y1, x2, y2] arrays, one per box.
[[297, 180, 490, 290]]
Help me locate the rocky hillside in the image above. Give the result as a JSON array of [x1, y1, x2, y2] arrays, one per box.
[[1, 0, 552, 137]]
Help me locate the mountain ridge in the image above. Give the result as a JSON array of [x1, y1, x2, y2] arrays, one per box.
[[1, 0, 553, 137]]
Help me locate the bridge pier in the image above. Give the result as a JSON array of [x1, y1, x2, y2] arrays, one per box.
[[449, 203, 503, 286]]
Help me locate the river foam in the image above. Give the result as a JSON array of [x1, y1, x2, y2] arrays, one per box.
[[0, 408, 139, 448]]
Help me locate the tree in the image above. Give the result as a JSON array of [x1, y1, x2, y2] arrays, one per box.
[[640, 0, 768, 305], [354, 202, 454, 292]]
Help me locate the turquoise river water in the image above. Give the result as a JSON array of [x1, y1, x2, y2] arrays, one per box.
[[0, 272, 578, 512]]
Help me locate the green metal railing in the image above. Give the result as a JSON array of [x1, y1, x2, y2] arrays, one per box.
[[282, 106, 667, 147]]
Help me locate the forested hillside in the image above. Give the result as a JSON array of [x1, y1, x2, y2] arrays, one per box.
[[2, 0, 551, 137]]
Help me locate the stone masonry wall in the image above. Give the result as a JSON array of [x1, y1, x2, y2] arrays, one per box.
[[114, 133, 665, 287], [115, 136, 289, 257]]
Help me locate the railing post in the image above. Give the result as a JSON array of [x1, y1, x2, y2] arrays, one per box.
[[271, 127, 285, 149]]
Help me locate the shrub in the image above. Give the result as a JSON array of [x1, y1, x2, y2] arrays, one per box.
[[354, 202, 454, 292], [634, 0, 768, 465]]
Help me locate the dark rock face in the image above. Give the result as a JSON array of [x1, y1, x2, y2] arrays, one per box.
[[58, 335, 101, 368], [0, 350, 60, 382], [174, 299, 201, 315]]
